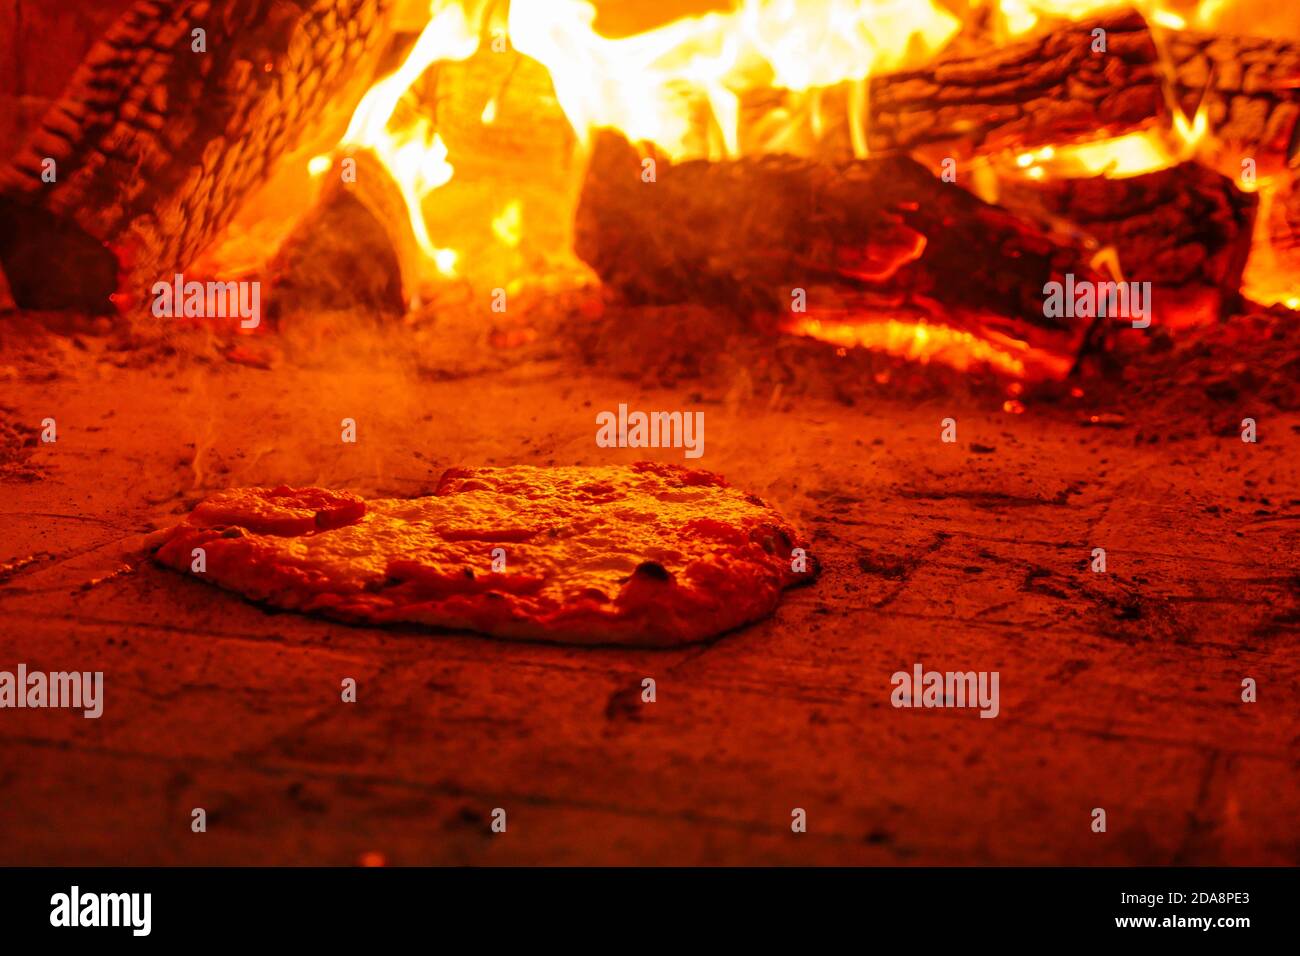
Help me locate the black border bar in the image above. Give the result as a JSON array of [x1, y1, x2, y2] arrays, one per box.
[[0, 866, 1292, 942]]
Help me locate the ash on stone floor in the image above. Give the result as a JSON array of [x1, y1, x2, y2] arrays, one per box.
[[0, 308, 1297, 864]]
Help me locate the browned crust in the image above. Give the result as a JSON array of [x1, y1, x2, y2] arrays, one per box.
[[152, 463, 815, 646]]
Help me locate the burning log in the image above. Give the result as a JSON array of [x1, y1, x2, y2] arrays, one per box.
[[0, 0, 397, 312], [866, 10, 1162, 159], [575, 132, 1110, 381], [739, 10, 1300, 169], [998, 162, 1258, 322], [1165, 27, 1300, 173]]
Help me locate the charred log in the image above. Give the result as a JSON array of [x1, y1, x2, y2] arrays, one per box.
[[575, 132, 1111, 380], [0, 0, 396, 312], [998, 162, 1258, 319], [268, 159, 407, 321]]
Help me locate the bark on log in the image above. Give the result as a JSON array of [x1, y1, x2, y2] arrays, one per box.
[[868, 10, 1162, 159], [0, 0, 396, 312], [575, 132, 1109, 380], [1164, 27, 1300, 174]]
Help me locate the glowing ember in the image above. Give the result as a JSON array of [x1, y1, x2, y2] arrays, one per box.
[[780, 316, 1064, 379]]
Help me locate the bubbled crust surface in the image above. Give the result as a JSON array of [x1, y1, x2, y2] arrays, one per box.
[[151, 463, 811, 646]]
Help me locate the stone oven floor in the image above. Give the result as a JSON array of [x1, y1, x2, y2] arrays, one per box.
[[1, 313, 1298, 865]]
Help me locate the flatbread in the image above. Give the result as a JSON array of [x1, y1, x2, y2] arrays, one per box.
[[151, 462, 814, 645]]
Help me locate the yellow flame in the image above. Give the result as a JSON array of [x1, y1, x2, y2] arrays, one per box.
[[996, 0, 1238, 37], [1052, 132, 1177, 178], [1241, 180, 1300, 310], [492, 200, 524, 248], [432, 248, 459, 276], [1172, 104, 1209, 150], [508, 0, 959, 160], [338, 2, 479, 264], [1014, 103, 1209, 180]]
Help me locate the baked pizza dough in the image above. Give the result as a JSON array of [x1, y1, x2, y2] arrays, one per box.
[[151, 463, 814, 645]]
